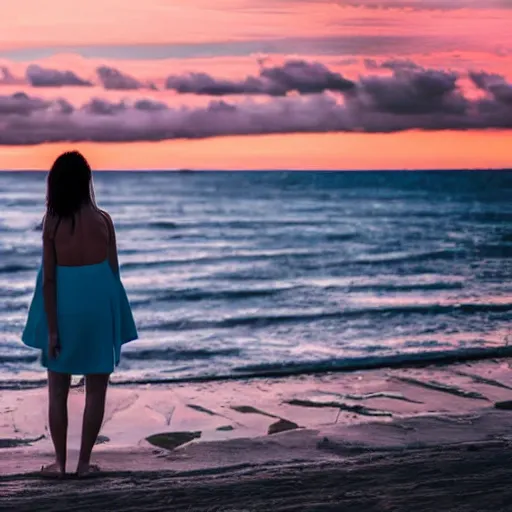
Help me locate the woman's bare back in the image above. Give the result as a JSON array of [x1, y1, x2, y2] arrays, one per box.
[[44, 204, 119, 274], [42, 205, 120, 337]]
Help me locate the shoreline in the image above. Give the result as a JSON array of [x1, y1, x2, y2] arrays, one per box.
[[3, 344, 512, 390], [2, 357, 512, 510]]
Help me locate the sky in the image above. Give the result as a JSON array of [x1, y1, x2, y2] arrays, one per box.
[[0, 0, 511, 170]]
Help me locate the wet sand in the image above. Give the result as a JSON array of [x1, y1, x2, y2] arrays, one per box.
[[2, 358, 512, 511]]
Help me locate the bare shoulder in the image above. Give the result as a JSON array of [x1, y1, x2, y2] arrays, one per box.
[[98, 209, 115, 225], [98, 209, 117, 237]]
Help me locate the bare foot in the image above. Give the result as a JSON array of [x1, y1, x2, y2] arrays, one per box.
[[76, 462, 101, 478], [40, 462, 64, 478]]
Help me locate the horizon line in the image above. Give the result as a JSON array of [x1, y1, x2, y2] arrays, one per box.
[[1, 168, 511, 173]]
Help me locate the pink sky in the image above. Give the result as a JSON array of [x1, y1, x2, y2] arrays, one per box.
[[0, 0, 511, 170]]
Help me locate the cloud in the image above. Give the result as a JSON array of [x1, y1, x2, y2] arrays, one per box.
[[96, 66, 157, 90], [469, 71, 512, 105], [260, 60, 355, 94], [26, 64, 92, 87], [0, 93, 347, 145], [166, 59, 355, 95], [355, 67, 468, 116], [134, 99, 168, 111], [1, 63, 511, 145], [0, 92, 50, 115], [0, 66, 25, 85], [82, 97, 168, 115], [165, 72, 265, 95], [84, 98, 127, 115], [364, 58, 422, 71]]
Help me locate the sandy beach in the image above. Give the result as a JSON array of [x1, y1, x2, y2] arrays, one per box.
[[2, 358, 512, 511]]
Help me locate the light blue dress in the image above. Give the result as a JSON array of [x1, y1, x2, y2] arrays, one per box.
[[22, 259, 138, 374]]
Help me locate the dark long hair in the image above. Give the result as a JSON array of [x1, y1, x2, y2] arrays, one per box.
[[46, 151, 96, 220]]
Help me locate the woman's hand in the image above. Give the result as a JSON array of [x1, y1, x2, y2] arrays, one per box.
[[48, 333, 60, 359]]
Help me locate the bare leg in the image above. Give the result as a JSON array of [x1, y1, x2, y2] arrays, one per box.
[[44, 371, 71, 477], [77, 373, 110, 476]]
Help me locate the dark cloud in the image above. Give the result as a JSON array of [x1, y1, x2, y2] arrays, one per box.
[[84, 98, 127, 115], [55, 99, 75, 115], [26, 64, 92, 87], [134, 99, 168, 111], [355, 67, 468, 115], [82, 97, 168, 115], [0, 92, 50, 115], [166, 59, 355, 96], [96, 66, 155, 90], [469, 71, 512, 105], [260, 60, 355, 94], [166, 72, 266, 95], [0, 93, 348, 145], [1, 62, 511, 145], [343, 67, 512, 132]]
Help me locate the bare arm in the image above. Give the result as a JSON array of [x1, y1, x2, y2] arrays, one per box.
[[42, 215, 58, 337], [102, 211, 120, 276]]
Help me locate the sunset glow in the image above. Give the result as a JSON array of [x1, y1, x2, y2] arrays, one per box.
[[1, 0, 511, 170]]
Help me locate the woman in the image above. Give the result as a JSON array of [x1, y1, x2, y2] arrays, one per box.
[[22, 151, 138, 477]]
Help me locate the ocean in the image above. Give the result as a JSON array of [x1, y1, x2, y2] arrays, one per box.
[[0, 170, 511, 388]]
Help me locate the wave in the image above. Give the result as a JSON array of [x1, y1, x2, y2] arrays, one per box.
[[324, 233, 358, 242], [318, 242, 512, 268], [151, 221, 179, 230], [122, 347, 241, 361], [0, 288, 32, 298], [0, 379, 47, 390], [347, 282, 464, 292], [138, 281, 463, 305], [117, 219, 346, 232], [0, 221, 43, 233], [230, 346, 512, 378], [0, 302, 30, 313], [124, 221, 178, 230], [4, 345, 512, 390], [91, 346, 512, 385], [465, 212, 512, 224], [120, 249, 331, 271], [132, 287, 290, 306], [0, 353, 39, 364], [120, 246, 469, 273], [0, 347, 240, 366], [347, 249, 466, 266], [128, 280, 466, 307], [475, 244, 512, 259], [144, 301, 512, 332], [0, 264, 33, 274], [292, 250, 469, 273]]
